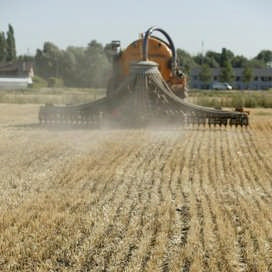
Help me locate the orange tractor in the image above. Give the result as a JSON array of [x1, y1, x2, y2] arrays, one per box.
[[106, 28, 187, 99], [39, 26, 249, 127]]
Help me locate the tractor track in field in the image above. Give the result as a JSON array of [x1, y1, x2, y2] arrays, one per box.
[[51, 141, 148, 267], [225, 128, 272, 270], [236, 131, 272, 227], [80, 140, 156, 271], [136, 135, 180, 271], [232, 130, 272, 230], [188, 129, 211, 272], [247, 129, 272, 180], [160, 135, 190, 272], [195, 132, 211, 272], [224, 129, 253, 272], [231, 130, 267, 211], [207, 128, 236, 271], [178, 128, 201, 272], [241, 129, 272, 191], [218, 129, 266, 269], [107, 139, 168, 271], [109, 144, 157, 271]]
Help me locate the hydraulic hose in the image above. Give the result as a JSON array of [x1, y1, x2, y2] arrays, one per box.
[[142, 26, 177, 73]]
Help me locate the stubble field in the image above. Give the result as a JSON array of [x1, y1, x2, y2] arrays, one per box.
[[0, 104, 271, 271]]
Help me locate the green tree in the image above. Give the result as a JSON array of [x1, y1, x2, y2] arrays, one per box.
[[6, 24, 16, 61], [220, 48, 234, 67], [82, 40, 111, 88], [220, 60, 234, 83], [193, 52, 220, 68], [248, 58, 266, 68], [66, 46, 86, 87], [232, 55, 248, 68], [35, 42, 62, 79], [242, 65, 253, 89], [203, 55, 220, 68], [199, 64, 212, 88], [255, 50, 272, 64], [0, 32, 7, 62], [206, 51, 221, 65], [193, 53, 203, 66], [176, 48, 197, 73], [35, 41, 111, 88], [59, 50, 76, 86]]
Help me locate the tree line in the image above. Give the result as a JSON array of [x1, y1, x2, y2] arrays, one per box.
[[2, 24, 272, 88], [178, 47, 272, 85], [0, 24, 16, 62], [28, 44, 272, 88], [33, 41, 111, 88]]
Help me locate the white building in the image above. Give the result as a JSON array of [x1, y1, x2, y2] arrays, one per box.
[[0, 77, 32, 89], [190, 67, 272, 90], [0, 61, 34, 90]]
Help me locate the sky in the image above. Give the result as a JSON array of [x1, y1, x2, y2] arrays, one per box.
[[0, 0, 271, 58]]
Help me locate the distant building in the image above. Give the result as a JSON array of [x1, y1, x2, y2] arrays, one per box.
[[0, 77, 33, 89], [190, 67, 272, 90], [0, 61, 34, 90]]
